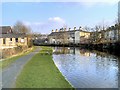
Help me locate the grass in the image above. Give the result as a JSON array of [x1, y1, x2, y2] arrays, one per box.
[[16, 46, 73, 88], [0, 46, 36, 69]]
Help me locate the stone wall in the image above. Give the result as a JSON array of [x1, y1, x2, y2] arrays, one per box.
[[1, 46, 28, 59]]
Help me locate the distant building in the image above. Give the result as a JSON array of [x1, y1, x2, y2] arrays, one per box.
[[0, 26, 13, 34], [90, 26, 119, 44], [118, 1, 120, 23], [80, 31, 91, 44], [0, 26, 28, 49], [104, 26, 119, 43], [33, 34, 48, 44], [48, 27, 91, 44], [48, 27, 81, 44]]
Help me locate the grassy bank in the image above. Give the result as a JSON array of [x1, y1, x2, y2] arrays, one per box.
[[0, 46, 36, 69], [16, 46, 73, 88]]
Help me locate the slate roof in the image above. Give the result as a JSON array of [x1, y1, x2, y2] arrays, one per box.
[[0, 33, 27, 38], [48, 29, 90, 36], [0, 26, 13, 34], [0, 26, 27, 38]]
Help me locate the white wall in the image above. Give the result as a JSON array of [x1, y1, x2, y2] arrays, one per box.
[[75, 31, 80, 44]]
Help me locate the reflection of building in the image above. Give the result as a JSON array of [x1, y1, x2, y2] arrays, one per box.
[[53, 47, 71, 54], [53, 47, 77, 54], [0, 26, 28, 49], [80, 49, 90, 56]]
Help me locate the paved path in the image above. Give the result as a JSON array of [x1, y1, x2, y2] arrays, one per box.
[[1, 47, 41, 88]]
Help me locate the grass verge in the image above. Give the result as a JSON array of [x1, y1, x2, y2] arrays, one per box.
[[0, 46, 36, 69], [16, 46, 73, 88]]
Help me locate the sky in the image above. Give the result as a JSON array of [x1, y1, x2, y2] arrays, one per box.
[[1, 0, 119, 34]]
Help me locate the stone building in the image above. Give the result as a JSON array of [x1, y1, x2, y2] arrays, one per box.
[[48, 27, 81, 44], [48, 27, 91, 44], [0, 26, 28, 49], [80, 31, 91, 44]]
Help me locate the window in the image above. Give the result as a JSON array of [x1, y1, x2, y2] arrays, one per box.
[[3, 38, 6, 44], [0, 39, 1, 44], [15, 38, 18, 42], [10, 38, 12, 41], [21, 38, 24, 42]]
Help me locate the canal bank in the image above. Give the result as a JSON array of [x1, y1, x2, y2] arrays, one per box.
[[16, 46, 73, 88], [79, 42, 120, 56], [35, 41, 120, 56], [52, 47, 120, 88]]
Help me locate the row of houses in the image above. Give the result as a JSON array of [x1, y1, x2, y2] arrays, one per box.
[[48, 25, 120, 45], [48, 2, 119, 45], [48, 27, 91, 45], [90, 25, 120, 44], [0, 26, 28, 49]]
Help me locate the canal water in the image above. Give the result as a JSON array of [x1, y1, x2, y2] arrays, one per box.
[[52, 47, 120, 88]]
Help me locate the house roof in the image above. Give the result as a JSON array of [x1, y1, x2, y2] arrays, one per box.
[[48, 29, 80, 36], [0, 33, 27, 38], [0, 26, 13, 34], [48, 29, 90, 36]]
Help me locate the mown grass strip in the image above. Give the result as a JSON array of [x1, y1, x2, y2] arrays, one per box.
[[0, 46, 36, 69], [16, 46, 73, 88]]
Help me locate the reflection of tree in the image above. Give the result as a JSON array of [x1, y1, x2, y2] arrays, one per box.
[[53, 47, 77, 54], [94, 50, 119, 81], [79, 49, 90, 56], [53, 47, 70, 54]]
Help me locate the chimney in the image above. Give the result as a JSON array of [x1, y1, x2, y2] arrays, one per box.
[[52, 29, 54, 32], [79, 26, 82, 30], [69, 28, 71, 31], [55, 29, 58, 32], [64, 28, 66, 31], [60, 28, 63, 32], [74, 27, 76, 30]]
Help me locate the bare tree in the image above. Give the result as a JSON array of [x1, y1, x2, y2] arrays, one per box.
[[12, 21, 31, 34], [115, 19, 120, 41], [62, 31, 69, 44], [13, 21, 33, 47], [84, 26, 91, 31]]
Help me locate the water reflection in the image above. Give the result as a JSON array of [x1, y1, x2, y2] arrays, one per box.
[[52, 47, 120, 88]]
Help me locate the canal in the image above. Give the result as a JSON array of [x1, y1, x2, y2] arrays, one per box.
[[52, 47, 120, 88]]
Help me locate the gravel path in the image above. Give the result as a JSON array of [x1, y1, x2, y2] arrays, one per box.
[[1, 47, 41, 88]]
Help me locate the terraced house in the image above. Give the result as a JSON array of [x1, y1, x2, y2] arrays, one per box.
[[90, 25, 120, 44], [0, 26, 28, 49], [48, 27, 81, 44], [80, 31, 91, 44], [48, 27, 91, 45]]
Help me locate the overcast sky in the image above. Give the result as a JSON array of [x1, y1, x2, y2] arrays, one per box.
[[2, 0, 119, 34]]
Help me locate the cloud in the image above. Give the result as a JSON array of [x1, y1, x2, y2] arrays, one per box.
[[48, 17, 65, 24], [22, 17, 66, 34]]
